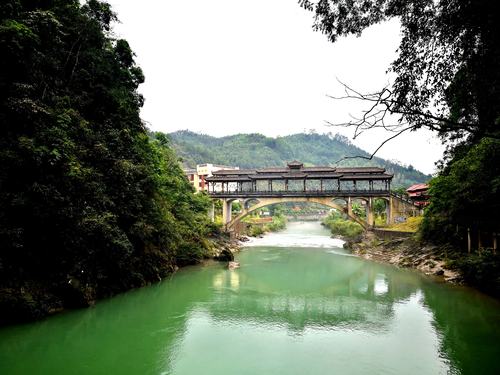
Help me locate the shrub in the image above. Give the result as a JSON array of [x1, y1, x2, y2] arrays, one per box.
[[322, 213, 363, 239]]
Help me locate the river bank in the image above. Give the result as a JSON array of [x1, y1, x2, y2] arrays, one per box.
[[209, 235, 244, 261], [0, 235, 243, 326], [344, 231, 461, 282]]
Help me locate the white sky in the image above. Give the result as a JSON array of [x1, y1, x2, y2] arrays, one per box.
[[108, 0, 444, 175]]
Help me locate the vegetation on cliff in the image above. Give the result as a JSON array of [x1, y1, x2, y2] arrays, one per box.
[[0, 0, 216, 324]]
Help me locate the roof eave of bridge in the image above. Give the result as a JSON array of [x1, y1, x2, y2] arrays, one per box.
[[205, 176, 251, 182], [339, 174, 393, 180]]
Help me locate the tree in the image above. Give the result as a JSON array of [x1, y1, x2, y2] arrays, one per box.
[[300, 0, 500, 157], [351, 201, 365, 218], [0, 0, 214, 324], [373, 198, 387, 218], [421, 138, 500, 242]]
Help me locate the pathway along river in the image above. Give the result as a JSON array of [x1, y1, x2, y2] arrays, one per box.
[[1, 222, 500, 374]]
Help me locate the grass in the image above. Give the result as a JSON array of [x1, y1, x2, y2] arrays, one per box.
[[382, 216, 423, 233]]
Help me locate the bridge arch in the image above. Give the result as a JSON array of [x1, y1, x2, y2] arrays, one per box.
[[243, 198, 260, 210], [226, 197, 368, 230]]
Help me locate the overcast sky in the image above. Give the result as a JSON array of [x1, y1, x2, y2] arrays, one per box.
[[108, 0, 444, 175]]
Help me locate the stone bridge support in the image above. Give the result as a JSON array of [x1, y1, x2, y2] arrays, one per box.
[[388, 195, 422, 224], [221, 198, 233, 225], [367, 197, 375, 228]]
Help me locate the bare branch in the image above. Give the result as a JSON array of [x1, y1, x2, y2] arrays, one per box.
[[323, 79, 500, 162], [333, 126, 413, 165]]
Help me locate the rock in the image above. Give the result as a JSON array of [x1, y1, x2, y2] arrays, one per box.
[[228, 261, 240, 269], [214, 248, 234, 262], [434, 269, 445, 276]]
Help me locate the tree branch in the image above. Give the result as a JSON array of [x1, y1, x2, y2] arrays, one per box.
[[333, 126, 413, 165], [324, 80, 499, 162]]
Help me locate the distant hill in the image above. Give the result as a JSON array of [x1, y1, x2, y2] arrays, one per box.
[[164, 130, 431, 188]]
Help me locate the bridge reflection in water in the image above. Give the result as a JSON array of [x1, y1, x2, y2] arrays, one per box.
[[206, 161, 420, 230], [207, 247, 410, 333]]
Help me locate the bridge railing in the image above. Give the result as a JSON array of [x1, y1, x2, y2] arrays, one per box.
[[208, 189, 391, 197], [390, 192, 419, 206]]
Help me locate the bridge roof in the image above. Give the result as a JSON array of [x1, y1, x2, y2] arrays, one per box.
[[287, 160, 303, 168], [339, 173, 393, 180], [303, 166, 336, 172], [257, 168, 288, 173], [306, 173, 343, 178], [336, 167, 386, 174], [212, 169, 256, 175], [206, 175, 251, 182], [207, 162, 392, 182], [249, 174, 292, 179]]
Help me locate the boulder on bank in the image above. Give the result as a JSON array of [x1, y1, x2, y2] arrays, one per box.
[[214, 248, 234, 262]]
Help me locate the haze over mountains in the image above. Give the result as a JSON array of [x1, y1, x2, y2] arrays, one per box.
[[166, 131, 431, 188]]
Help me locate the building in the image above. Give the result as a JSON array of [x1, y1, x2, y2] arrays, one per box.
[[406, 183, 430, 207], [183, 164, 239, 192]]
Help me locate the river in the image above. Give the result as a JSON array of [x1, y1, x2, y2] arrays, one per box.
[[1, 222, 499, 374]]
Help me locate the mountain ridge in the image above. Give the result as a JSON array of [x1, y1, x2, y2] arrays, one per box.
[[164, 130, 431, 187]]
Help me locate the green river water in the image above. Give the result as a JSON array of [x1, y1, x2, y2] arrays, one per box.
[[1, 222, 500, 375]]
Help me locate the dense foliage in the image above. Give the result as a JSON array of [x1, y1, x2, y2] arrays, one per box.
[[246, 212, 287, 237], [0, 0, 214, 324], [167, 130, 429, 187], [422, 139, 500, 243], [322, 211, 363, 240]]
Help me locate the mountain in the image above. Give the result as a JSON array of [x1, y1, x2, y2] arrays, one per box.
[[165, 130, 431, 188]]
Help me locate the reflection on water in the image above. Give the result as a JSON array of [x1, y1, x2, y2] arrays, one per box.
[[1, 222, 500, 375]]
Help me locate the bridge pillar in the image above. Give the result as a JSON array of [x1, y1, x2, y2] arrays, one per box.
[[222, 199, 233, 225], [388, 197, 395, 224], [347, 197, 353, 217], [367, 197, 375, 228], [385, 200, 391, 225]]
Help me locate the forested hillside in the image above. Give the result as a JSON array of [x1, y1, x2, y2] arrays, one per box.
[[167, 130, 430, 187], [0, 0, 215, 324]]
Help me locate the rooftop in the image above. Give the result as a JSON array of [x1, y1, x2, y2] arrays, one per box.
[[407, 183, 429, 192], [207, 161, 393, 181], [336, 167, 386, 174], [287, 160, 304, 168]]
